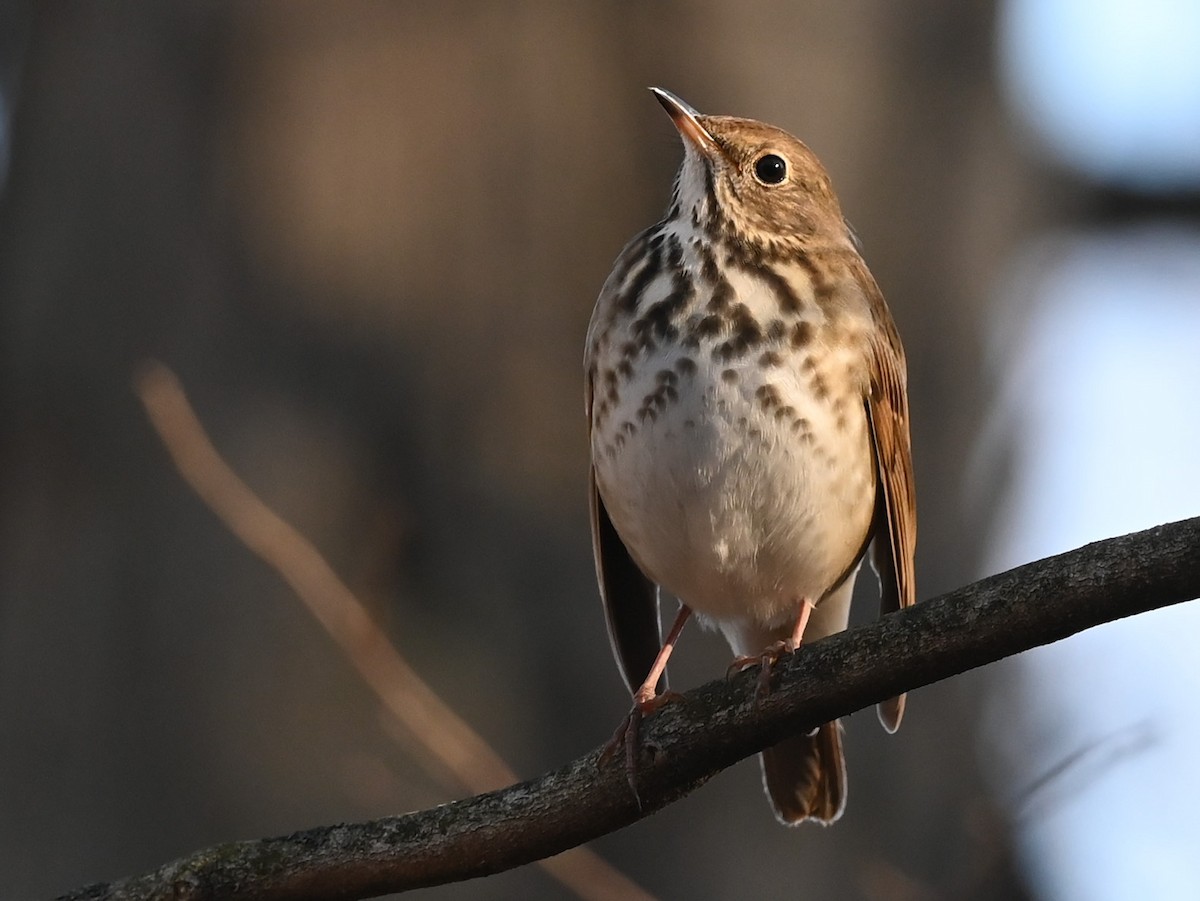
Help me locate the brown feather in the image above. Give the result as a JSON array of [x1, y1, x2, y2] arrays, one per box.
[[858, 268, 917, 732], [761, 721, 847, 825]]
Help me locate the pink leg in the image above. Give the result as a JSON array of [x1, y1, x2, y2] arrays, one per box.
[[785, 597, 815, 651], [602, 604, 692, 804], [632, 604, 692, 704]]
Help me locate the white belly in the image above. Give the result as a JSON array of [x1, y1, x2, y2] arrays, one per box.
[[592, 352, 876, 629]]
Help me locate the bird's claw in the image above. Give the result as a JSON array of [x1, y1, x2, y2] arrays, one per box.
[[599, 690, 685, 806], [725, 640, 800, 699]]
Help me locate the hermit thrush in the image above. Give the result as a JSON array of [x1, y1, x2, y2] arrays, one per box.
[[584, 89, 916, 824]]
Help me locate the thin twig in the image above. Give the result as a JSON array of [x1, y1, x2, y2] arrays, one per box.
[[127, 361, 653, 901]]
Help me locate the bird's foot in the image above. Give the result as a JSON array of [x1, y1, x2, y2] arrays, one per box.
[[726, 639, 800, 698], [599, 687, 685, 806]]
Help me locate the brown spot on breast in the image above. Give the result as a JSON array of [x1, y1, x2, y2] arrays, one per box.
[[791, 321, 814, 348], [610, 230, 651, 286], [665, 232, 684, 268], [710, 304, 765, 362], [674, 357, 697, 377], [698, 241, 720, 282], [616, 240, 662, 313], [707, 279, 734, 312], [630, 268, 691, 355], [762, 265, 805, 314], [722, 369, 739, 384], [701, 166, 719, 226], [696, 314, 724, 338], [810, 371, 831, 401], [696, 242, 736, 312], [758, 350, 783, 367], [731, 304, 764, 344], [617, 360, 633, 379], [636, 374, 682, 424], [755, 384, 782, 410], [766, 319, 787, 341]]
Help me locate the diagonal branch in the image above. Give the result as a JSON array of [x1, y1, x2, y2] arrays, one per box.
[[60, 511, 1200, 900]]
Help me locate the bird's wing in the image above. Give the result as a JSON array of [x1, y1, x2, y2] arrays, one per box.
[[586, 376, 665, 695], [862, 285, 917, 732]]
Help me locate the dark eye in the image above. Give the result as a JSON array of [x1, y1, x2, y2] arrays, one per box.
[[753, 153, 788, 185]]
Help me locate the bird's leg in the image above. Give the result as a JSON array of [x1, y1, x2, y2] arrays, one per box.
[[726, 597, 815, 697], [785, 597, 815, 650], [600, 604, 692, 802]]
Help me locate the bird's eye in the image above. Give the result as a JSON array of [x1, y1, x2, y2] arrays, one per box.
[[753, 153, 788, 185]]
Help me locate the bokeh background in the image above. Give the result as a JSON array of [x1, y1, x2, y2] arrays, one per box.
[[2, 2, 1198, 899]]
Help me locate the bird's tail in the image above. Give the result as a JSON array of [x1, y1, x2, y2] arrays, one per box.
[[760, 720, 846, 825], [722, 569, 859, 826]]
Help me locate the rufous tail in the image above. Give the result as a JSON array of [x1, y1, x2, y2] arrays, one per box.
[[760, 719, 846, 825]]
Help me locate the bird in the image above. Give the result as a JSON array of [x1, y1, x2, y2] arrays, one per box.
[[583, 88, 916, 825]]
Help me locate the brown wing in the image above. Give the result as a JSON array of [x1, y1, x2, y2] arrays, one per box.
[[862, 290, 917, 732], [586, 378, 665, 695]]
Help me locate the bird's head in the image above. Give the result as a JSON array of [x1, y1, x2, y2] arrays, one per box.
[[651, 88, 853, 256]]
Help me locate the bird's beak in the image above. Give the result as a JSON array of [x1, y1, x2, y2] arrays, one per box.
[[650, 87, 722, 159]]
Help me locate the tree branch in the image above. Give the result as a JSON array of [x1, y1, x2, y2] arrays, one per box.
[[60, 515, 1200, 900]]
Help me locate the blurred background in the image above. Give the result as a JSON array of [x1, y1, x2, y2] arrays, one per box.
[[1, 2, 1197, 899]]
